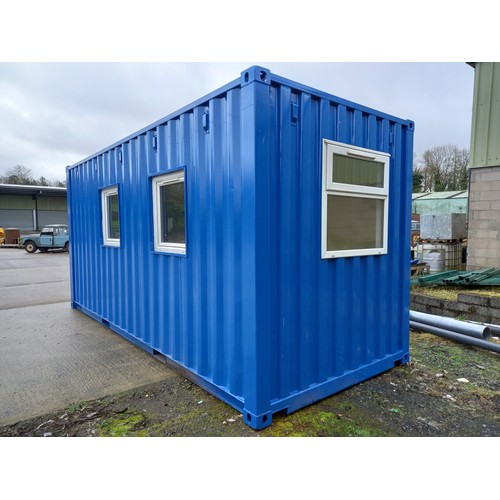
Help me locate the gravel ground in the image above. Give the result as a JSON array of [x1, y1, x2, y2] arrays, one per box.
[[1, 330, 498, 437]]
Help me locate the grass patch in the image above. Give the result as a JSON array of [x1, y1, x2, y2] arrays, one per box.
[[412, 286, 500, 301], [409, 331, 500, 388], [411, 286, 462, 301]]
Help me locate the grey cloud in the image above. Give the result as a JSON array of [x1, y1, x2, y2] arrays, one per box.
[[0, 62, 475, 181]]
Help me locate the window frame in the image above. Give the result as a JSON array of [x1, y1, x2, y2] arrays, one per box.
[[101, 185, 120, 247], [152, 170, 187, 255], [321, 139, 390, 259]]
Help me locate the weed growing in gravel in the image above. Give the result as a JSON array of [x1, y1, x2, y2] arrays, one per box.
[[66, 401, 87, 414]]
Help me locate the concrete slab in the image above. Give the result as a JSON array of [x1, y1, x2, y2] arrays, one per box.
[[0, 248, 174, 426], [0, 249, 70, 309]]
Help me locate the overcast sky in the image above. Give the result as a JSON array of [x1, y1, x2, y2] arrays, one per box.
[[0, 62, 474, 182]]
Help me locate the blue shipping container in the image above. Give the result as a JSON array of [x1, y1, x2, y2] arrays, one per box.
[[67, 66, 414, 430]]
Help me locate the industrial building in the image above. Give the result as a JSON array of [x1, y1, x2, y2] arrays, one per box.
[[0, 184, 67, 234], [467, 62, 500, 270]]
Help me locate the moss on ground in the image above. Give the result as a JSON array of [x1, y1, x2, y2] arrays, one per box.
[[98, 411, 147, 437], [261, 401, 386, 437]]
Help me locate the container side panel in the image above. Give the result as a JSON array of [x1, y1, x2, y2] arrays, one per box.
[[190, 106, 209, 378], [277, 85, 300, 398], [179, 113, 192, 369], [136, 134, 153, 348], [224, 89, 244, 396], [69, 90, 248, 403], [316, 99, 336, 383], [257, 82, 413, 405], [207, 96, 225, 387], [396, 122, 413, 355], [349, 110, 367, 369], [365, 116, 382, 360], [267, 86, 281, 403], [388, 124, 404, 355], [298, 91, 320, 389]]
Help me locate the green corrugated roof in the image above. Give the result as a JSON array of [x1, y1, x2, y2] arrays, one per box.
[[412, 192, 428, 200], [412, 190, 468, 200]]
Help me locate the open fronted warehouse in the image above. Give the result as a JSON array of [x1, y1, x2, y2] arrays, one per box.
[[0, 184, 67, 234]]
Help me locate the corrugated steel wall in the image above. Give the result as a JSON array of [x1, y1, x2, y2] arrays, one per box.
[[67, 66, 414, 429], [470, 62, 500, 168], [68, 86, 247, 405]]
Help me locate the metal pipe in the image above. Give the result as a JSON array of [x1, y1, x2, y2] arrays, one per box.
[[410, 310, 491, 340], [410, 321, 500, 354]]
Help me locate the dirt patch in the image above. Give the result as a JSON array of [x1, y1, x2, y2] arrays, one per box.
[[1, 331, 499, 437]]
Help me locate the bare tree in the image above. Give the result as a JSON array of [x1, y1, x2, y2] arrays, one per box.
[[1, 165, 34, 185], [0, 166, 65, 187], [413, 144, 469, 192]]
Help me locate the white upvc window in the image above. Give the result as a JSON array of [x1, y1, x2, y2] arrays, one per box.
[[101, 186, 120, 247], [321, 139, 390, 259], [152, 170, 186, 255]]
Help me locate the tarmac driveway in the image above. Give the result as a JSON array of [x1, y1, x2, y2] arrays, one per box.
[[0, 248, 174, 426]]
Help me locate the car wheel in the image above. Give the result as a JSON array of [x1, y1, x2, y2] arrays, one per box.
[[25, 241, 37, 253], [64, 242, 69, 253]]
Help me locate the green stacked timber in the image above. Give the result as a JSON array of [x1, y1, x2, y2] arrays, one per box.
[[411, 268, 500, 287]]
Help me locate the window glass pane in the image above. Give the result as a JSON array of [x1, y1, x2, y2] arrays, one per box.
[[332, 154, 384, 188], [107, 194, 120, 239], [159, 181, 185, 244], [327, 195, 384, 251]]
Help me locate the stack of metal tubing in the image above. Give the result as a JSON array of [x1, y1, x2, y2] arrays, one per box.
[[410, 310, 500, 354]]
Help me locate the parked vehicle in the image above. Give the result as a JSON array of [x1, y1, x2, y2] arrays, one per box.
[[23, 224, 70, 253]]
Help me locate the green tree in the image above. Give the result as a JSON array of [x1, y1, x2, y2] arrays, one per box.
[[412, 168, 423, 192]]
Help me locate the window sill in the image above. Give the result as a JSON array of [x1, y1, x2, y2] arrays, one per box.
[[151, 249, 187, 257]]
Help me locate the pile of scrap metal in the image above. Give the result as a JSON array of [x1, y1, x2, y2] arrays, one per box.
[[410, 267, 500, 287], [410, 310, 500, 353]]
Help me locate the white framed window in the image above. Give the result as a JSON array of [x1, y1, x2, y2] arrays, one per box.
[[321, 139, 390, 259], [101, 186, 120, 247], [152, 170, 186, 255]]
